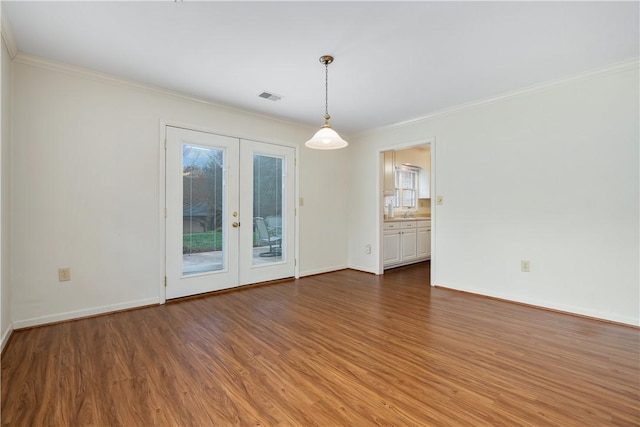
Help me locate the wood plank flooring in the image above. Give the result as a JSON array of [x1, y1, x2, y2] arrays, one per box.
[[2, 262, 639, 426]]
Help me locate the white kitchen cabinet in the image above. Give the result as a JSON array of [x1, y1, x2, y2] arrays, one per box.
[[401, 228, 417, 262], [418, 167, 430, 199], [383, 228, 401, 265], [384, 220, 429, 268], [417, 226, 431, 260]]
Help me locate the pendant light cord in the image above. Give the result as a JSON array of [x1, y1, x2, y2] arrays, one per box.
[[325, 61, 329, 119]]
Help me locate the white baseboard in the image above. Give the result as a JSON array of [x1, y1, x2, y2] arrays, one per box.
[[347, 264, 379, 275], [1, 322, 13, 353], [299, 265, 348, 278], [435, 283, 639, 327], [12, 297, 160, 330]]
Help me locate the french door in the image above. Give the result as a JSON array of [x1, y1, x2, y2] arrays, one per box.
[[165, 126, 295, 299]]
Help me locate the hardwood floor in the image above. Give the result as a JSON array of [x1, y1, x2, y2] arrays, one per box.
[[2, 262, 639, 426]]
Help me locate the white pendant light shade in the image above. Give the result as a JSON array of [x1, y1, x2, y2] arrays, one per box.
[[305, 125, 348, 150]]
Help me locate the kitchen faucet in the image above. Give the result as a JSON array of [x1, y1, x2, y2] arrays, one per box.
[[403, 210, 415, 218]]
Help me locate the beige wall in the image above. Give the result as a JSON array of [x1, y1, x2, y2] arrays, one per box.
[[1, 21, 12, 347], [10, 55, 349, 327], [348, 61, 639, 326], [5, 49, 639, 329]]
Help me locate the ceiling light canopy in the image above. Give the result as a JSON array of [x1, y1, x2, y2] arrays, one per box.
[[305, 55, 348, 150]]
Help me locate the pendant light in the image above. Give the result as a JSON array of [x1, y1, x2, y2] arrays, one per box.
[[305, 55, 348, 150]]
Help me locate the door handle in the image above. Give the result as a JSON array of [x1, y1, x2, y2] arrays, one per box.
[[232, 222, 240, 228]]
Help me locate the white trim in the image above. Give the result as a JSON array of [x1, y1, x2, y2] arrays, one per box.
[[299, 265, 347, 278], [436, 284, 640, 327], [12, 297, 160, 330], [349, 264, 379, 275], [1, 322, 13, 353], [294, 146, 300, 280], [429, 138, 436, 287], [158, 121, 167, 304], [161, 120, 300, 152], [377, 151, 385, 274], [357, 58, 640, 137], [377, 137, 434, 153], [0, 13, 18, 60], [13, 53, 315, 135]]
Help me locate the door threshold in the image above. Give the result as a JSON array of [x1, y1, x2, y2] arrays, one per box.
[[166, 276, 296, 303]]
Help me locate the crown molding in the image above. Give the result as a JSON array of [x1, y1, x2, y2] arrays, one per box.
[[11, 50, 638, 139], [1, 12, 18, 59], [356, 57, 640, 137], [13, 52, 317, 134]]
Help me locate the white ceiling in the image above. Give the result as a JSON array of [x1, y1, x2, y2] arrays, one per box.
[[3, 1, 639, 134]]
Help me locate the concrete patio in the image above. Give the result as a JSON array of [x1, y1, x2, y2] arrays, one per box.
[[183, 246, 282, 275]]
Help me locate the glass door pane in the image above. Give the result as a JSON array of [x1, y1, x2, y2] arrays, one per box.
[[252, 154, 284, 265], [182, 144, 224, 275]]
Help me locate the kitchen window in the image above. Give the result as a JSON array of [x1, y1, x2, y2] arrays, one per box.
[[394, 166, 418, 208]]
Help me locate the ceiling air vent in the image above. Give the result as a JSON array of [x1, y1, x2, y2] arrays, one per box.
[[258, 91, 282, 102]]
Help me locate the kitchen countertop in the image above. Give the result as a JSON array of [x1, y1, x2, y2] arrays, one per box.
[[384, 216, 431, 222]]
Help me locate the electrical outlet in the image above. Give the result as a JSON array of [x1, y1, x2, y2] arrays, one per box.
[[521, 260, 530, 273], [436, 195, 444, 206], [58, 268, 71, 282], [365, 244, 371, 254]]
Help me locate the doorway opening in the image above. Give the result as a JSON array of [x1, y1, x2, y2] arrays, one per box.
[[379, 139, 435, 283]]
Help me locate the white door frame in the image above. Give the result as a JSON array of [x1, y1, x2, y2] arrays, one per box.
[[377, 137, 436, 287], [158, 121, 300, 304]]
